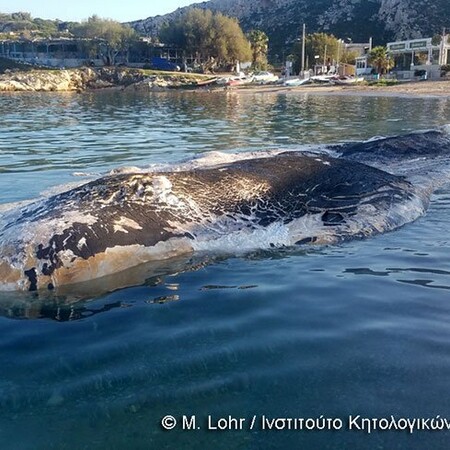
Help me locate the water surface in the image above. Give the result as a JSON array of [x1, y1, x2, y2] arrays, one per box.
[[0, 91, 450, 449]]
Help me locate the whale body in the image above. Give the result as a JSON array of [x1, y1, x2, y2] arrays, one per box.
[[0, 151, 423, 292]]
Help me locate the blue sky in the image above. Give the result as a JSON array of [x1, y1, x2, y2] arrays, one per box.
[[0, 0, 198, 22]]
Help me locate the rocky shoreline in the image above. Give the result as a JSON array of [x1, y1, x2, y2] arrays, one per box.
[[0, 67, 209, 92], [1, 67, 449, 97]]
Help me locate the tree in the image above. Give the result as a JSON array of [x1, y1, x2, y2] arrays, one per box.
[[340, 49, 359, 65], [212, 13, 251, 67], [248, 30, 269, 70], [292, 32, 341, 73], [306, 33, 341, 67], [369, 46, 393, 75], [72, 15, 137, 65], [32, 18, 58, 37], [0, 12, 36, 33], [11, 12, 32, 22], [431, 34, 442, 46], [159, 9, 251, 70]]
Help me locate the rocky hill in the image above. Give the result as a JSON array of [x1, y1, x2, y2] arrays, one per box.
[[129, 0, 449, 57]]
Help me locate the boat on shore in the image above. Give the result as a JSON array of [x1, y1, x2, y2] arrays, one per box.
[[226, 75, 254, 86], [195, 77, 218, 87], [330, 76, 365, 85], [252, 71, 279, 84], [310, 75, 336, 83], [284, 77, 311, 86]]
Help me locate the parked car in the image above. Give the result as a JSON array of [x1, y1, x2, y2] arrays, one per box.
[[150, 57, 180, 72]]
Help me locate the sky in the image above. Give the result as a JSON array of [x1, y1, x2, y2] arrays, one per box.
[[0, 0, 199, 22]]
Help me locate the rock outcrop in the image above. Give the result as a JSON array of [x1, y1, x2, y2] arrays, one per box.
[[0, 68, 108, 92], [0, 67, 202, 92]]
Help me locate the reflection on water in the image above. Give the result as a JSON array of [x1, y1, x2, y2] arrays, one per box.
[[0, 92, 450, 449], [1, 91, 450, 203], [345, 266, 450, 290], [397, 278, 450, 289], [0, 252, 223, 320]]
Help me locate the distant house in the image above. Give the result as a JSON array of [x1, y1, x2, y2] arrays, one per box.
[[0, 38, 102, 68], [348, 40, 373, 77], [387, 35, 450, 80], [344, 41, 372, 57], [355, 55, 372, 76], [0, 37, 182, 69]]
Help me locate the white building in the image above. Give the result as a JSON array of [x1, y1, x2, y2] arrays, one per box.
[[387, 35, 450, 80], [349, 40, 372, 77], [355, 55, 372, 76]]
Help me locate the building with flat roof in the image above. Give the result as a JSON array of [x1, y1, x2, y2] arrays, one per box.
[[387, 34, 449, 80], [0, 38, 98, 68], [347, 40, 372, 77], [0, 38, 186, 69], [355, 55, 372, 76]]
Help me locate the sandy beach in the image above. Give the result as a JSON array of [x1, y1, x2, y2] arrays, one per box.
[[232, 79, 450, 98]]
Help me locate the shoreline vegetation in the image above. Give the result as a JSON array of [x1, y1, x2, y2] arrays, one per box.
[[0, 66, 449, 97]]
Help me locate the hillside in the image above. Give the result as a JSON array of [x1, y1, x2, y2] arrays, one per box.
[[0, 12, 59, 36], [129, 0, 449, 57]]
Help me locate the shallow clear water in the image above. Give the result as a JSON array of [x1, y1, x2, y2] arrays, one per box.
[[1, 90, 450, 449]]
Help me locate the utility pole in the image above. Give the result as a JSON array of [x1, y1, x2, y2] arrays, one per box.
[[337, 39, 341, 65], [440, 27, 446, 66], [301, 23, 306, 77]]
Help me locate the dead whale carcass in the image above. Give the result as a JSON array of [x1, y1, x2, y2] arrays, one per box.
[[0, 152, 423, 291]]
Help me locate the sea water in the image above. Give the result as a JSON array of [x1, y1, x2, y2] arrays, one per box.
[[0, 90, 450, 449]]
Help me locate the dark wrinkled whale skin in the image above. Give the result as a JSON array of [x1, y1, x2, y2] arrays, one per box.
[[334, 130, 450, 164], [0, 152, 417, 292]]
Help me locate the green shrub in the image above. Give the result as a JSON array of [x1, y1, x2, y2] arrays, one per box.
[[368, 78, 399, 86]]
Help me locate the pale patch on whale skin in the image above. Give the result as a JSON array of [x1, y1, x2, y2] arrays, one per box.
[[0, 238, 194, 291], [77, 237, 87, 250], [152, 175, 174, 201], [47, 238, 194, 288], [0, 261, 22, 290], [0, 210, 99, 289], [113, 217, 143, 234]]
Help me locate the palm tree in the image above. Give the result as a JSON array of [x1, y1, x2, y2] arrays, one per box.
[[248, 29, 269, 70], [369, 46, 393, 75]]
